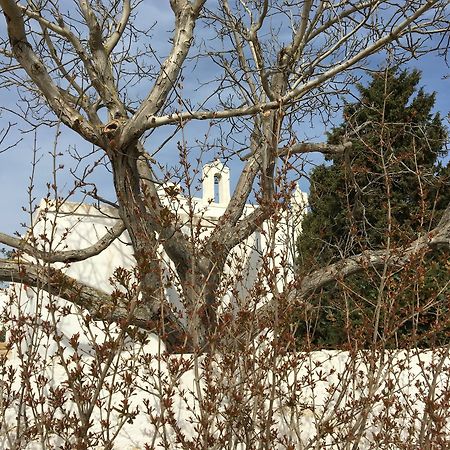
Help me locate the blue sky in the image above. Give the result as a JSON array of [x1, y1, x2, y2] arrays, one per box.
[[0, 3, 448, 237]]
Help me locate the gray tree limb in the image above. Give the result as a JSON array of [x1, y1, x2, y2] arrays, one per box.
[[0, 259, 192, 351], [0, 221, 126, 263], [256, 203, 450, 325], [0, 0, 101, 144]]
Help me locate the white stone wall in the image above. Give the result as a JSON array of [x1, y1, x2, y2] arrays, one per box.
[[1, 306, 449, 450]]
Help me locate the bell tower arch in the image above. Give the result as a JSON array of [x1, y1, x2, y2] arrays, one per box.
[[202, 160, 230, 205]]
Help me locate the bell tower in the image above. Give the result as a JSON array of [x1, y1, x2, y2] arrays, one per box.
[[202, 160, 230, 205]]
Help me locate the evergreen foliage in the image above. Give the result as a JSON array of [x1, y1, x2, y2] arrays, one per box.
[[297, 68, 450, 349]]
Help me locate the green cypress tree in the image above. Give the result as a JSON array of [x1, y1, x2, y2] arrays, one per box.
[[297, 68, 450, 349]]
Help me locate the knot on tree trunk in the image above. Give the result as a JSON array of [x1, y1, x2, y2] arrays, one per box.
[[103, 119, 126, 152], [103, 119, 121, 139]]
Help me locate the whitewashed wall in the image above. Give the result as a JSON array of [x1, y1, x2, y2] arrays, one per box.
[[1, 306, 449, 450]]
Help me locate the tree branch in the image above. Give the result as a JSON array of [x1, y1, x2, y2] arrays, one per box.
[[135, 153, 193, 276], [104, 0, 131, 56], [0, 259, 112, 315], [0, 258, 192, 352], [120, 0, 206, 144], [278, 141, 352, 157], [0, 221, 126, 263], [220, 0, 259, 101], [0, 0, 101, 144], [212, 126, 263, 235], [78, 0, 125, 117], [256, 203, 450, 323], [285, 0, 440, 98], [224, 206, 268, 251]]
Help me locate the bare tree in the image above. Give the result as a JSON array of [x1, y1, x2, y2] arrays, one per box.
[[1, 2, 450, 449], [0, 0, 448, 352]]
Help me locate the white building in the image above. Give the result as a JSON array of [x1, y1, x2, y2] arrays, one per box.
[[0, 161, 312, 449], [6, 160, 307, 347], [0, 162, 311, 448]]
